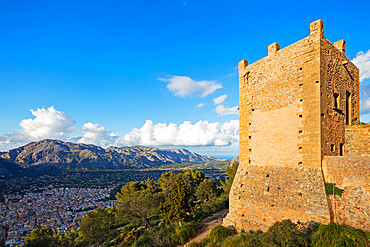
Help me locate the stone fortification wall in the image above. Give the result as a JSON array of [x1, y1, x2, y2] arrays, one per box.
[[224, 20, 331, 231], [224, 165, 330, 231], [225, 19, 367, 232], [238, 30, 323, 169], [320, 37, 360, 157], [322, 156, 370, 231], [345, 124, 370, 156]]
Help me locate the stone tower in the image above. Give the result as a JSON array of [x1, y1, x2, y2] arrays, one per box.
[[224, 20, 369, 231]]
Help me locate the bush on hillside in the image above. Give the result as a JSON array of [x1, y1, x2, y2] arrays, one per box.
[[147, 226, 176, 247], [265, 219, 309, 246], [172, 221, 198, 245], [24, 226, 59, 247], [198, 198, 228, 215], [187, 241, 205, 247], [312, 222, 369, 247], [208, 225, 233, 243]]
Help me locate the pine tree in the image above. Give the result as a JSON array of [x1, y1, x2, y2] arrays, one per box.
[[159, 175, 196, 225]]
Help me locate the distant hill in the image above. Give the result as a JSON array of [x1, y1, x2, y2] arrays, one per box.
[[230, 156, 239, 164], [0, 139, 224, 170], [0, 157, 23, 177]]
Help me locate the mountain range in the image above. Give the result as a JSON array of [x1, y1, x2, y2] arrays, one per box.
[[0, 139, 224, 173]]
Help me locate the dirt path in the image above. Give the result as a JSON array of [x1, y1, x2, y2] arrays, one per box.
[[184, 209, 229, 246]]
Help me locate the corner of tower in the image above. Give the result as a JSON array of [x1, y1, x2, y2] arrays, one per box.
[[310, 19, 324, 38]]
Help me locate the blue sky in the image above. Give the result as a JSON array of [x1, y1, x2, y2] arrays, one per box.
[[0, 0, 369, 158]]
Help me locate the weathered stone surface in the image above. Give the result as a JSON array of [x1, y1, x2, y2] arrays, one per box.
[[322, 156, 370, 231], [224, 19, 369, 232], [344, 125, 370, 156]]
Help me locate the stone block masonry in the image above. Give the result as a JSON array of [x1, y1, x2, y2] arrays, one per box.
[[345, 125, 370, 156], [224, 19, 369, 232], [322, 156, 370, 231]]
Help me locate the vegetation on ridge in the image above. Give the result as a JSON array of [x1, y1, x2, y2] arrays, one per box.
[[23, 165, 236, 247], [188, 220, 369, 247], [21, 162, 369, 247]]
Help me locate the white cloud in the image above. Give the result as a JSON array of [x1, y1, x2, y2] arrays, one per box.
[[360, 84, 370, 117], [159, 75, 222, 97], [16, 106, 76, 141], [195, 103, 205, 109], [215, 105, 239, 116], [0, 106, 76, 151], [188, 141, 239, 158], [121, 120, 239, 146], [0, 133, 14, 151], [77, 122, 118, 147], [361, 98, 370, 115], [352, 50, 370, 83], [213, 94, 227, 105], [0, 106, 240, 152]]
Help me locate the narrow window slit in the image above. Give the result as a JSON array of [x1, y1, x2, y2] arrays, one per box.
[[334, 93, 340, 109]]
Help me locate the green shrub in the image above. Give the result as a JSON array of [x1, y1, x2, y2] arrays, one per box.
[[198, 198, 227, 215], [325, 183, 344, 197], [24, 226, 60, 247], [206, 221, 312, 247], [312, 222, 369, 247], [172, 222, 198, 245], [146, 226, 175, 247], [119, 224, 137, 243], [126, 226, 176, 247], [214, 235, 245, 247], [131, 234, 151, 247], [188, 241, 206, 247], [266, 220, 308, 246], [208, 225, 233, 243], [194, 209, 211, 220]]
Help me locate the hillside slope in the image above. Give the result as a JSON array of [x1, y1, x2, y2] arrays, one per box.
[[0, 139, 223, 169], [0, 157, 23, 177]]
